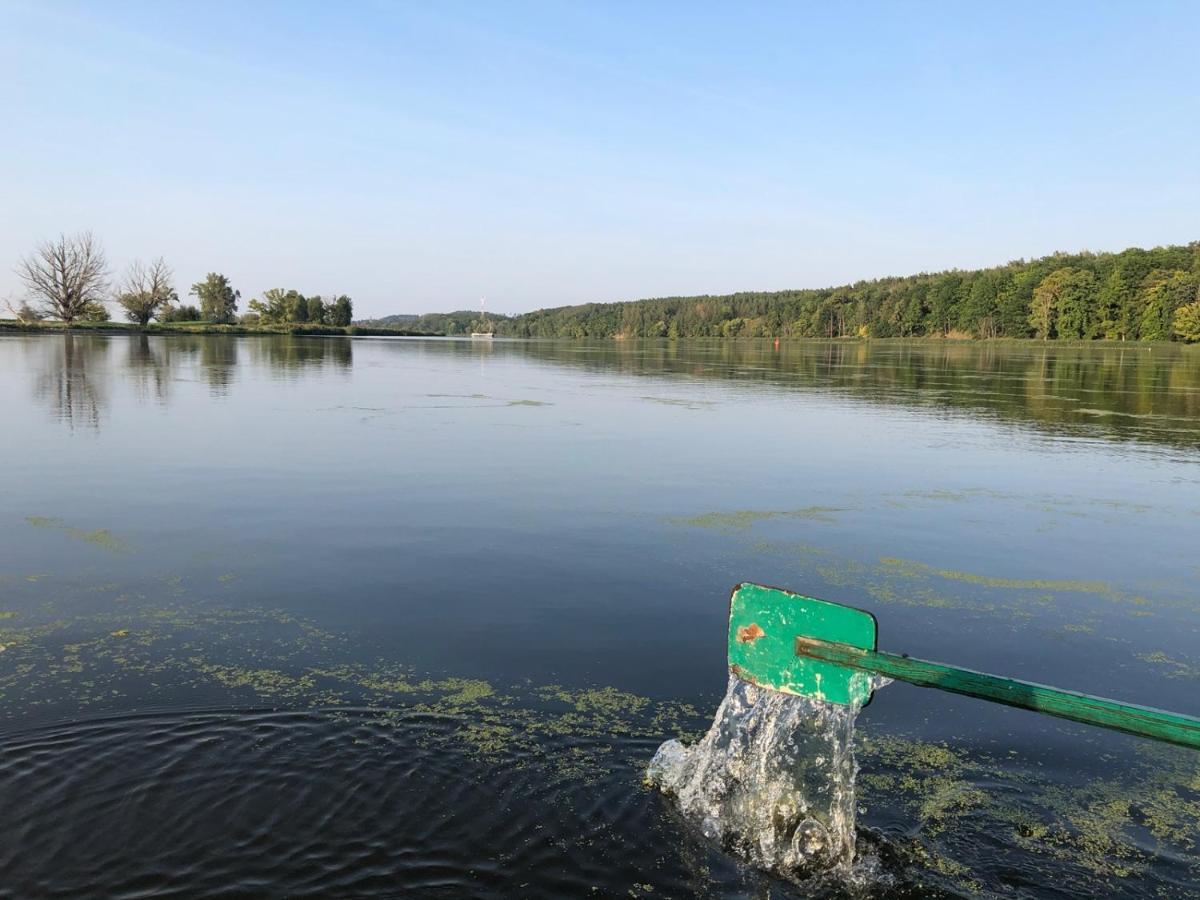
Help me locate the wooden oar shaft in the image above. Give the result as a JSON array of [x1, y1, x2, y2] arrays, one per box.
[[794, 637, 1200, 750]]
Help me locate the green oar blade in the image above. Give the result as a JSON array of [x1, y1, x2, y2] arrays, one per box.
[[727, 582, 877, 706]]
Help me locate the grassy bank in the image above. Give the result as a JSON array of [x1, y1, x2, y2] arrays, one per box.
[[0, 319, 437, 337]]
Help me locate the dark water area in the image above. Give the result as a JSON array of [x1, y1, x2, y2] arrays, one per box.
[[1, 333, 1198, 898]]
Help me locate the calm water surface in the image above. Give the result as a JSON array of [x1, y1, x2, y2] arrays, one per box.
[[2, 334, 1199, 898]]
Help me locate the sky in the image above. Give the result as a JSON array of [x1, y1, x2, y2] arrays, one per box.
[[2, 1, 1198, 319]]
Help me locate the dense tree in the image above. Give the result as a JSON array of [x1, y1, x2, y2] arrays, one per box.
[[1049, 269, 1098, 339], [116, 257, 177, 326], [329, 295, 353, 326], [247, 288, 326, 324], [1174, 301, 1200, 343], [190, 273, 240, 324], [448, 242, 1198, 343], [81, 300, 110, 322], [159, 303, 203, 323], [1029, 269, 1067, 340], [17, 232, 109, 324], [248, 288, 292, 323], [1138, 270, 1197, 342], [290, 290, 309, 323]]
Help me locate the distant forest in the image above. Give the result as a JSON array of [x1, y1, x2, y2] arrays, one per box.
[[365, 243, 1200, 342]]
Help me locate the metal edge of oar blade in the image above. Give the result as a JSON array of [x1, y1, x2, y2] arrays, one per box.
[[726, 582, 878, 707]]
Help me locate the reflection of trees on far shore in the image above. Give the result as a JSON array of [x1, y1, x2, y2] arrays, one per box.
[[154, 334, 352, 390], [33, 334, 109, 430], [199, 336, 238, 394], [127, 335, 172, 402], [514, 339, 1200, 449], [245, 335, 353, 370]]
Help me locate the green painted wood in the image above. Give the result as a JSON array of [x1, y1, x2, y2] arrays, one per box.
[[794, 637, 1200, 750], [726, 583, 878, 706]]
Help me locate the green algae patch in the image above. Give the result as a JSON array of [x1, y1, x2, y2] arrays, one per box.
[[425, 677, 495, 705], [639, 396, 717, 410], [5, 584, 1197, 894], [669, 506, 844, 533], [25, 516, 128, 552], [858, 729, 1200, 892], [0, 612, 17, 620], [538, 685, 649, 717], [879, 557, 1114, 595], [190, 660, 313, 698], [506, 399, 551, 407], [1138, 651, 1200, 680]]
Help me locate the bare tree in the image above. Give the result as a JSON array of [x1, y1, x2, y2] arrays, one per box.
[[116, 257, 177, 326], [17, 232, 110, 325], [3, 297, 45, 322]]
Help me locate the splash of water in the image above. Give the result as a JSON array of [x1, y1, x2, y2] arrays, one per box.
[[647, 673, 874, 878]]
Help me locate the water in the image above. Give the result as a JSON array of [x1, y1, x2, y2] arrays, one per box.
[[648, 675, 871, 880], [2, 333, 1199, 897]]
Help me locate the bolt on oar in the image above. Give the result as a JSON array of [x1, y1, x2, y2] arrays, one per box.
[[727, 582, 1200, 751]]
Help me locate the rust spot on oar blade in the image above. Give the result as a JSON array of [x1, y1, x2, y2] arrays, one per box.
[[736, 623, 765, 644]]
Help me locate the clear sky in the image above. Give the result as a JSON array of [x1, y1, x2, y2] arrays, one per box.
[[2, 1, 1198, 318]]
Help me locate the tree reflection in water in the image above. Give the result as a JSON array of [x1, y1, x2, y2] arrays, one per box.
[[33, 333, 109, 431]]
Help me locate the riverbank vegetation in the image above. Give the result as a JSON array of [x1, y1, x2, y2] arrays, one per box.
[[363, 310, 515, 335], [376, 242, 1198, 342], [0, 319, 426, 337], [6, 232, 378, 333], [13, 233, 1200, 342]]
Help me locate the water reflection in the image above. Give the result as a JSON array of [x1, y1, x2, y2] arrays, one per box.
[[126, 335, 172, 403], [20, 334, 1200, 448], [245, 335, 353, 369], [199, 336, 239, 395], [32, 333, 108, 430], [514, 340, 1200, 448], [21, 334, 361, 428]]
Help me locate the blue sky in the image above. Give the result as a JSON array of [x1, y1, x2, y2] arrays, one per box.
[[2, 1, 1198, 317]]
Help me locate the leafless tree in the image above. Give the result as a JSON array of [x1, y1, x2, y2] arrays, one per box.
[[116, 257, 177, 326], [17, 232, 110, 325], [3, 296, 45, 322]]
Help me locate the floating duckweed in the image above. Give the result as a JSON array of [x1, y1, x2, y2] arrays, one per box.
[[3, 586, 1198, 892], [425, 677, 495, 705], [189, 660, 311, 697], [540, 685, 649, 717], [639, 396, 716, 409], [456, 721, 517, 759], [669, 507, 844, 532], [858, 730, 1200, 890], [879, 557, 1114, 595], [1137, 651, 1200, 680], [25, 516, 128, 552]]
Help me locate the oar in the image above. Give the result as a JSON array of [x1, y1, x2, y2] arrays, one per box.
[[726, 582, 1200, 751]]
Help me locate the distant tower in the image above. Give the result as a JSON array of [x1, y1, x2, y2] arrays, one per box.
[[471, 295, 494, 339]]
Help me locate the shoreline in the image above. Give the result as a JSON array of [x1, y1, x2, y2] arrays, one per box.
[[1, 319, 1193, 348], [0, 320, 436, 338]]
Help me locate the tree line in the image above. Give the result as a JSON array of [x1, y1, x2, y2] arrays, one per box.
[[8, 232, 352, 328], [364, 310, 512, 335], [491, 242, 1200, 343]]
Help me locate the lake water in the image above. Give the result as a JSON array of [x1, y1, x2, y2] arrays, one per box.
[[2, 333, 1199, 898]]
